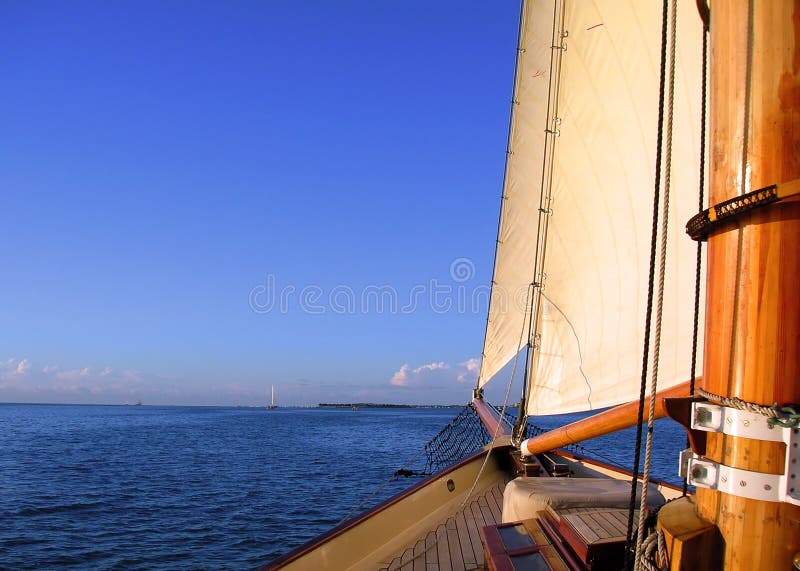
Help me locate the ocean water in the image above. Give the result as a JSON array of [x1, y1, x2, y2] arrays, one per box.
[[0, 403, 686, 570]]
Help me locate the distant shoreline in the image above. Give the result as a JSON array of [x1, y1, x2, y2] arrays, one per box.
[[0, 401, 466, 409], [318, 403, 462, 409]]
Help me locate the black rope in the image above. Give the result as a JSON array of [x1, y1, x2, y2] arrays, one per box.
[[624, 1, 670, 568], [684, 15, 709, 498]]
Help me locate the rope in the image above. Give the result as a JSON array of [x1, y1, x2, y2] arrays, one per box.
[[696, 387, 800, 428], [634, 3, 677, 568], [639, 529, 670, 571], [685, 8, 709, 497], [625, 0, 670, 566], [459, 285, 532, 511]]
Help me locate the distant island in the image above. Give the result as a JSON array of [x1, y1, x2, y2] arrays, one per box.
[[318, 403, 462, 409]]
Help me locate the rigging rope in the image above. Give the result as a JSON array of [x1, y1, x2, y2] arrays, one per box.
[[684, 5, 709, 497], [634, 1, 677, 567], [625, 0, 671, 566], [459, 284, 533, 511]]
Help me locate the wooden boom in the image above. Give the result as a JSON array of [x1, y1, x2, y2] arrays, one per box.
[[518, 381, 692, 456]]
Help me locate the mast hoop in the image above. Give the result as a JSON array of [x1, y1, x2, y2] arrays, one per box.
[[686, 178, 800, 241]]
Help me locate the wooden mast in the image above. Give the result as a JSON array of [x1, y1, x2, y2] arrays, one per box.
[[690, 0, 800, 567]]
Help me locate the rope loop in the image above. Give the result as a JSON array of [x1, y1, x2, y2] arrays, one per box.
[[767, 406, 800, 428]]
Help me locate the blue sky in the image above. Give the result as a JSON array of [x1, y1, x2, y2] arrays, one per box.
[[0, 1, 520, 406]]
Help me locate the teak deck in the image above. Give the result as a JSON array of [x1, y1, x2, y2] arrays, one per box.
[[380, 481, 507, 571]]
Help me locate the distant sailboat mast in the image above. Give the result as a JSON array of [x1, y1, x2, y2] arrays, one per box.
[[267, 385, 277, 410]]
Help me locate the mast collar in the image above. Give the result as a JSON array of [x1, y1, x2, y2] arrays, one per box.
[[680, 402, 800, 505]]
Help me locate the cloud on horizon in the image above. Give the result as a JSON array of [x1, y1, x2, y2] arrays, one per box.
[[389, 357, 480, 388], [0, 357, 162, 403]]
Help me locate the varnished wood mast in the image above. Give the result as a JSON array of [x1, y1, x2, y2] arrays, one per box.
[[692, 1, 800, 568]]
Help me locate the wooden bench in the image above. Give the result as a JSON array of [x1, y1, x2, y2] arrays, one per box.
[[481, 507, 638, 570]]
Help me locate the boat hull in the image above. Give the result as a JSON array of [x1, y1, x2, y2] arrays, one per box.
[[261, 446, 510, 570]]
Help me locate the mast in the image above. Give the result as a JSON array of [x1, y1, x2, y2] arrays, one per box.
[[672, 1, 800, 567]]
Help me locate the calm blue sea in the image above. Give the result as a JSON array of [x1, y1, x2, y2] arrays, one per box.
[[0, 403, 685, 570]]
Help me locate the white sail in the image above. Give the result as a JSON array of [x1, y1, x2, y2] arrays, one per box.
[[477, 0, 559, 388], [479, 0, 705, 416]]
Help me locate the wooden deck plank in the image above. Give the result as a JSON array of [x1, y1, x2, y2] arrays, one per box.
[[454, 510, 477, 569], [484, 489, 502, 523], [605, 510, 630, 534], [469, 497, 488, 532], [463, 500, 485, 562], [412, 538, 426, 571], [435, 525, 451, 570], [491, 484, 505, 512], [565, 513, 600, 543], [425, 531, 438, 570], [477, 496, 495, 527], [444, 518, 466, 570], [594, 511, 627, 536], [582, 512, 618, 538]]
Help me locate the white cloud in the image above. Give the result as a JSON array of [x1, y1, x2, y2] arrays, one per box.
[[15, 359, 31, 375], [389, 358, 479, 388], [0, 356, 160, 402], [0, 357, 32, 381], [389, 364, 412, 386], [456, 358, 480, 384]]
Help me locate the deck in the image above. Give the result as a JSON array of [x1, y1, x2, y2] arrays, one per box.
[[379, 480, 507, 571]]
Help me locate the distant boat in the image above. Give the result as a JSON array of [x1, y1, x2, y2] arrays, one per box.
[[134, 400, 142, 406], [266, 385, 277, 410]]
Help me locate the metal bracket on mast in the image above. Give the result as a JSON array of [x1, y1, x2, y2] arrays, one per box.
[[679, 402, 800, 505]]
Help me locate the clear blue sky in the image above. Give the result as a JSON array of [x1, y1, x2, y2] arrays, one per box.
[[0, 1, 520, 406]]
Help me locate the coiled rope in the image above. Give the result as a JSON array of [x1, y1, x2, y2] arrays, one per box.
[[639, 529, 670, 571]]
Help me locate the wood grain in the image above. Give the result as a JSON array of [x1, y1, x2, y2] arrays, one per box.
[[696, 1, 800, 568]]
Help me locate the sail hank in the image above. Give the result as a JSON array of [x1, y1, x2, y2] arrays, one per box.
[[478, 0, 705, 417]]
